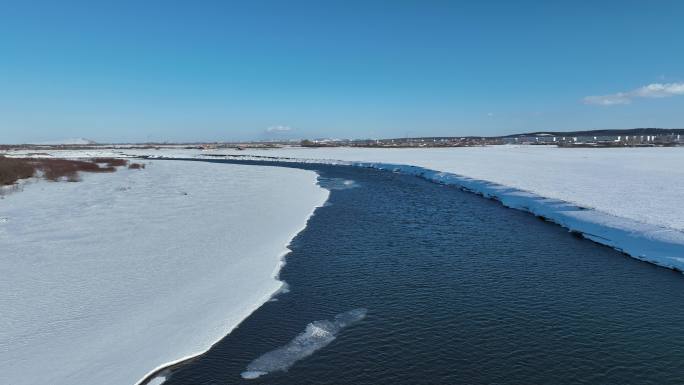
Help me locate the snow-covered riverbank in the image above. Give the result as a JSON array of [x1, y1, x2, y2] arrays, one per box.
[[212, 146, 684, 231], [200, 146, 683, 271], [0, 160, 328, 385], [4, 145, 683, 272]]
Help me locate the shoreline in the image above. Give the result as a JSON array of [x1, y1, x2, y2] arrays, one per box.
[[1, 159, 329, 385], [134, 169, 330, 385]]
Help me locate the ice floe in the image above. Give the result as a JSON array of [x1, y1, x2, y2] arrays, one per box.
[[242, 308, 367, 379]]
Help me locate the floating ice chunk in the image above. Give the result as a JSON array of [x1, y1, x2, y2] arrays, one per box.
[[277, 281, 291, 294], [241, 308, 367, 379], [146, 373, 168, 385], [269, 282, 291, 302], [241, 370, 268, 380], [317, 177, 359, 190]]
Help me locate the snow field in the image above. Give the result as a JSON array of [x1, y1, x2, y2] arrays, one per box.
[[0, 160, 328, 385]]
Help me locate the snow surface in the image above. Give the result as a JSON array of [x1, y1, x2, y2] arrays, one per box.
[[0, 160, 328, 385], [31, 145, 679, 233]]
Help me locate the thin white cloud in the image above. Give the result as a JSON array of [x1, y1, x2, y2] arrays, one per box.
[[266, 125, 292, 133], [583, 93, 632, 106], [632, 83, 684, 98], [583, 82, 684, 106]]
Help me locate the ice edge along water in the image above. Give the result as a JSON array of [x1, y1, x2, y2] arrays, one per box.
[[137, 184, 330, 385], [182, 154, 684, 273], [136, 245, 302, 385]]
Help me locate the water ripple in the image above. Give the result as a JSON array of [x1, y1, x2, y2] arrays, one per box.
[[164, 162, 684, 385]]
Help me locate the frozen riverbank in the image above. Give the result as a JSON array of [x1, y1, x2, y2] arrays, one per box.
[[0, 160, 328, 385], [214, 146, 684, 232], [187, 146, 684, 272]]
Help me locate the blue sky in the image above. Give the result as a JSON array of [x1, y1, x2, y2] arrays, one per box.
[[1, 1, 683, 143]]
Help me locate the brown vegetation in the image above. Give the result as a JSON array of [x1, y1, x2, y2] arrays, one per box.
[[0, 156, 130, 185], [128, 162, 146, 169], [40, 158, 117, 181], [0, 156, 36, 185]]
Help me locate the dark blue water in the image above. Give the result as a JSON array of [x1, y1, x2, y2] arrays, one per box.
[[163, 160, 684, 385]]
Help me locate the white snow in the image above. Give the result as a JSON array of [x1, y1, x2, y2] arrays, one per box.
[[0, 160, 328, 385]]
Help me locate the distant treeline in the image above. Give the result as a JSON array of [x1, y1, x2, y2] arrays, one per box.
[[503, 128, 684, 138]]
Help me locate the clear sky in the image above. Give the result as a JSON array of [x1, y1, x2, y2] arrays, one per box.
[[1, 0, 683, 143]]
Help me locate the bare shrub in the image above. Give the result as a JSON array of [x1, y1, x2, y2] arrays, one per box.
[[0, 156, 124, 186], [0, 156, 37, 185], [43, 159, 121, 180], [128, 163, 145, 169]]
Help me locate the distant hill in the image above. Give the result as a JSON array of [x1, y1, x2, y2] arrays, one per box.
[[503, 128, 684, 138]]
